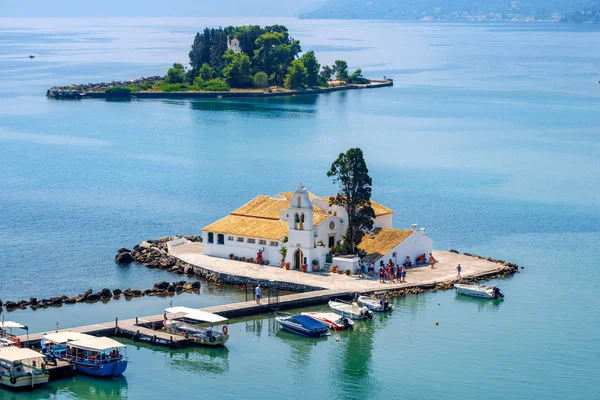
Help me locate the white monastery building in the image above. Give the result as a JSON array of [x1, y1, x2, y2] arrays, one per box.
[[202, 184, 433, 272], [227, 37, 242, 53]]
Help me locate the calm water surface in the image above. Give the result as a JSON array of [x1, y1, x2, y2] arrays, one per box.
[[0, 17, 599, 400]]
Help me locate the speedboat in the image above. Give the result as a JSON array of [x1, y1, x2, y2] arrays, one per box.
[[301, 312, 354, 330], [164, 306, 229, 346], [357, 295, 393, 312], [0, 321, 28, 348], [0, 347, 49, 389], [275, 313, 329, 337], [328, 299, 373, 320], [41, 332, 128, 377], [455, 283, 504, 299]]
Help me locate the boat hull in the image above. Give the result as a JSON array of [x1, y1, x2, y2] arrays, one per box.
[[0, 372, 49, 389], [72, 360, 128, 377], [455, 284, 499, 299], [300, 312, 353, 330], [328, 301, 372, 320], [275, 316, 329, 338], [188, 334, 229, 347], [357, 296, 392, 312]]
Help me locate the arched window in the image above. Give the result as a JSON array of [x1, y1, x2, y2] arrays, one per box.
[[300, 213, 305, 230], [297, 196, 301, 208], [207, 232, 214, 243]]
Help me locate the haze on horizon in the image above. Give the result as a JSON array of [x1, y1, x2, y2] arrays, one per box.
[[1, 0, 324, 17]]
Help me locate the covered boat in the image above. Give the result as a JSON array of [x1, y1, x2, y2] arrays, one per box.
[[357, 295, 393, 312], [275, 313, 329, 337], [0, 321, 28, 348], [328, 299, 373, 320], [41, 333, 127, 377], [454, 284, 504, 299], [164, 306, 229, 347], [300, 312, 354, 330], [0, 347, 49, 389]]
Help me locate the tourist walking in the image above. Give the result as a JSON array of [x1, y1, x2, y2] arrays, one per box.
[[429, 253, 435, 269], [401, 265, 407, 283], [255, 284, 261, 304], [456, 264, 462, 279]]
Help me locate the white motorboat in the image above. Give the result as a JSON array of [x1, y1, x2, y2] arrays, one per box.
[[328, 299, 372, 320], [0, 347, 49, 389], [164, 307, 229, 346], [275, 313, 329, 337], [300, 312, 354, 330], [0, 321, 28, 348], [455, 284, 504, 299], [357, 295, 393, 312]]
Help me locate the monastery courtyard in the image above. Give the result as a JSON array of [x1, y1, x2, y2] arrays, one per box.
[[170, 242, 507, 292]]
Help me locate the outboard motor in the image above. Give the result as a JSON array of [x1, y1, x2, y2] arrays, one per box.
[[493, 287, 504, 298], [382, 300, 390, 311], [342, 318, 353, 330]]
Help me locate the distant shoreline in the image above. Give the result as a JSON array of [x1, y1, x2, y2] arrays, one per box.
[[46, 79, 393, 100]]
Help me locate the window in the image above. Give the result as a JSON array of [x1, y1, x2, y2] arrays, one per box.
[[217, 234, 224, 245], [228, 236, 234, 241], [300, 213, 305, 230], [270, 241, 278, 247], [297, 196, 301, 207], [259, 239, 266, 245], [207, 232, 214, 243], [237, 237, 244, 242], [247, 238, 256, 244]]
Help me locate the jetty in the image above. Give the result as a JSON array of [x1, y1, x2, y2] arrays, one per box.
[[18, 251, 516, 349]]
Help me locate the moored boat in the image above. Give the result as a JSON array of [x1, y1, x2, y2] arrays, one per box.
[[0, 321, 28, 348], [164, 306, 229, 346], [41, 333, 128, 377], [357, 295, 393, 312], [454, 284, 504, 299], [328, 299, 373, 320], [0, 347, 49, 389], [300, 312, 354, 330], [275, 313, 329, 337]]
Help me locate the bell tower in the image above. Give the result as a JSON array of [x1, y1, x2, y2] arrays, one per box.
[[285, 184, 315, 270]]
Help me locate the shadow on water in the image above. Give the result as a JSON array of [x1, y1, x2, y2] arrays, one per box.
[[14, 375, 129, 400], [185, 95, 320, 116], [453, 292, 505, 312]]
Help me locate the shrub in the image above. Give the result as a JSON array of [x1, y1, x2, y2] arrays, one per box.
[[345, 269, 351, 276], [155, 82, 194, 92], [253, 71, 269, 89], [199, 78, 230, 92], [105, 86, 132, 96]]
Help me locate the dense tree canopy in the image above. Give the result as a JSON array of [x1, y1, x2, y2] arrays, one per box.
[[172, 24, 370, 90]]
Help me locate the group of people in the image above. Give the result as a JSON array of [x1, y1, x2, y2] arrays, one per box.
[[357, 253, 437, 283]]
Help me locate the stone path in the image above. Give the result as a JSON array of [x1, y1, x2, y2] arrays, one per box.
[[170, 243, 506, 292]]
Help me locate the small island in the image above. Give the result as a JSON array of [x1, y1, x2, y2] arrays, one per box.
[[47, 24, 392, 99]]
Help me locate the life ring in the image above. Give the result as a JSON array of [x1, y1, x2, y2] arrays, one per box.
[[209, 335, 216, 343], [10, 376, 17, 385], [222, 325, 228, 335]]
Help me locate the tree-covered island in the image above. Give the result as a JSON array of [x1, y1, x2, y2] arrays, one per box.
[[48, 24, 388, 99]]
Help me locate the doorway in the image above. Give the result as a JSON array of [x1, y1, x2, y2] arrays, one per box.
[[293, 249, 303, 270], [328, 235, 335, 248]]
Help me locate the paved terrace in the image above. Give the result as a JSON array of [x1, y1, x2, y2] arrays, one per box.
[[170, 243, 506, 291]]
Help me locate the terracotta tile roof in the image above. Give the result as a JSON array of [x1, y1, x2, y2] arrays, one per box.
[[320, 197, 394, 217], [231, 195, 288, 220], [202, 215, 288, 241], [357, 228, 413, 262]]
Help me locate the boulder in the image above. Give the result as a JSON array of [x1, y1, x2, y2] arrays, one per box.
[[183, 283, 193, 290], [29, 297, 39, 305], [143, 289, 153, 295], [86, 294, 100, 302], [5, 301, 18, 310], [49, 297, 63, 305], [154, 281, 169, 290], [117, 247, 131, 254], [64, 298, 77, 304], [131, 289, 142, 296], [115, 252, 134, 264], [99, 288, 112, 298], [84, 289, 93, 298], [191, 281, 201, 289], [140, 241, 153, 250], [166, 285, 176, 293], [113, 289, 122, 295]]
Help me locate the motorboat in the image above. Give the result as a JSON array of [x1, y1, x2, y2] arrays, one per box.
[[41, 332, 128, 377], [357, 295, 393, 312], [164, 306, 229, 346], [29, 55, 35, 59], [275, 313, 329, 337], [0, 347, 49, 389], [454, 283, 504, 299], [301, 312, 354, 330], [328, 299, 372, 320], [0, 321, 28, 348]]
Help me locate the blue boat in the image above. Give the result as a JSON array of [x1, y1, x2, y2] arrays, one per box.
[[41, 333, 128, 377], [275, 313, 329, 338]]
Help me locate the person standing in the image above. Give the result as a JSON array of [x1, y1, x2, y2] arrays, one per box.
[[255, 284, 261, 304], [401, 265, 407, 283], [429, 253, 435, 269], [456, 264, 462, 279]]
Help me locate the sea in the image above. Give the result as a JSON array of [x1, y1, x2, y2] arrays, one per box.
[[0, 17, 599, 400]]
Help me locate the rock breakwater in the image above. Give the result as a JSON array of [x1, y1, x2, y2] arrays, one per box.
[[46, 76, 163, 99]]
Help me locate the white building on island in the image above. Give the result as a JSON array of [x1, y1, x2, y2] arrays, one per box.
[[227, 36, 242, 53], [201, 184, 433, 272]]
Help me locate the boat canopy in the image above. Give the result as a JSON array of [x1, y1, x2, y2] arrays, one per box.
[[165, 307, 228, 323], [0, 321, 27, 329], [0, 347, 45, 362], [43, 332, 93, 344], [292, 315, 328, 330], [67, 337, 125, 351]]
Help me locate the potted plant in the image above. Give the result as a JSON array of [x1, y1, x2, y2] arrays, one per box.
[[285, 262, 290, 270], [317, 240, 324, 247], [346, 269, 351, 276], [312, 259, 319, 272], [279, 246, 287, 268], [241, 257, 246, 262], [331, 265, 338, 273], [233, 256, 239, 261], [301, 264, 307, 273], [249, 257, 254, 263], [229, 253, 234, 259]]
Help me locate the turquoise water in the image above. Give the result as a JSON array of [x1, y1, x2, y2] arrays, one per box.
[[1, 17, 599, 399]]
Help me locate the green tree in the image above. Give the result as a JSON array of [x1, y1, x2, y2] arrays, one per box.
[[284, 60, 308, 90], [326, 148, 375, 253], [253, 71, 269, 88], [332, 60, 349, 82], [348, 68, 370, 84], [300, 51, 320, 87], [199, 63, 215, 81], [222, 52, 253, 88], [320, 65, 333, 83], [210, 29, 228, 68], [166, 63, 186, 84]]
